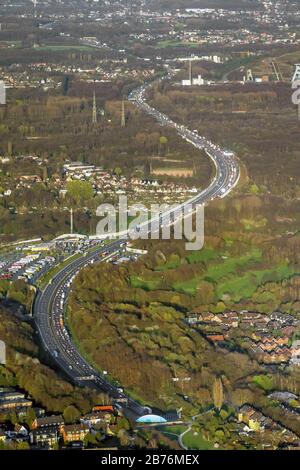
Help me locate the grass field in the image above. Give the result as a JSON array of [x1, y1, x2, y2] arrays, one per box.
[[182, 430, 214, 450], [173, 249, 262, 295], [128, 247, 297, 302], [155, 40, 199, 49], [130, 275, 160, 291], [160, 425, 188, 443], [155, 258, 182, 271], [186, 248, 219, 265], [1, 40, 22, 48], [34, 45, 95, 52], [217, 263, 297, 301]]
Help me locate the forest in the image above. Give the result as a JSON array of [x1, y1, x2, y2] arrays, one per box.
[[0, 305, 104, 415], [67, 187, 300, 436]]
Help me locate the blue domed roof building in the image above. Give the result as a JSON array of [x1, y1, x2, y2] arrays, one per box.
[[136, 414, 167, 424]]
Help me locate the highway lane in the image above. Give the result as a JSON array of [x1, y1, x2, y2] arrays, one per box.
[[34, 77, 240, 417], [35, 241, 149, 416]]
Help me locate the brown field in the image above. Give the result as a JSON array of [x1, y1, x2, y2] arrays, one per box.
[[152, 167, 194, 177]]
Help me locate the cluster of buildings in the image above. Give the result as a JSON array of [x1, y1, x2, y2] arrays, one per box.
[[248, 334, 300, 365], [177, 55, 224, 64], [0, 66, 61, 91], [119, 0, 300, 49], [187, 310, 300, 365], [0, 52, 156, 92], [1, 154, 199, 207], [0, 154, 48, 197], [61, 161, 199, 205], [181, 74, 205, 87], [29, 412, 105, 449], [0, 387, 119, 449], [238, 404, 299, 448]]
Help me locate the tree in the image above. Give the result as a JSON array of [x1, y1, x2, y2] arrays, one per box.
[[114, 167, 122, 177], [114, 417, 130, 433], [118, 429, 131, 447], [7, 141, 12, 156], [63, 405, 81, 424], [66, 180, 94, 204], [212, 377, 224, 410], [159, 135, 168, 155], [96, 393, 111, 405], [24, 407, 36, 429]]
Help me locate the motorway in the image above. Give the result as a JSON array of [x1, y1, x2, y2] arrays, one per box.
[[33, 77, 240, 417]]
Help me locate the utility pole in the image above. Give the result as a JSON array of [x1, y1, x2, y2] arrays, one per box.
[[121, 98, 126, 127], [70, 208, 73, 234], [92, 85, 97, 125], [271, 59, 283, 82], [189, 60, 192, 85], [33, 0, 37, 18], [246, 69, 254, 82]]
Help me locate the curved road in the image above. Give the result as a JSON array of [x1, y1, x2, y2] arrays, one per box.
[[34, 77, 240, 417]]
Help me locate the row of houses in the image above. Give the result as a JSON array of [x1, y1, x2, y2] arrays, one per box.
[[238, 404, 299, 447], [247, 334, 300, 365], [187, 310, 300, 365], [187, 310, 298, 331]]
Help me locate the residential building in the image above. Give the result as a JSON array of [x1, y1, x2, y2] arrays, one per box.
[[32, 414, 64, 430], [0, 389, 32, 411], [30, 426, 58, 448], [62, 423, 90, 442], [81, 412, 110, 427]]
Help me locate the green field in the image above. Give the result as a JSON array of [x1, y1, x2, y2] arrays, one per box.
[[128, 247, 298, 302], [156, 40, 199, 49], [173, 249, 262, 295], [130, 275, 160, 291], [182, 430, 214, 450], [1, 41, 22, 48], [160, 425, 188, 443], [186, 248, 219, 265], [217, 263, 297, 301], [155, 258, 182, 271], [34, 45, 95, 52]]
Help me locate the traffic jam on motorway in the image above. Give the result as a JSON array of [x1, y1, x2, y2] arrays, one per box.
[[35, 240, 150, 416], [34, 77, 240, 417], [129, 75, 239, 204]]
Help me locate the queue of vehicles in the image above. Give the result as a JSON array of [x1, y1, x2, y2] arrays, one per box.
[[33, 76, 240, 418]]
